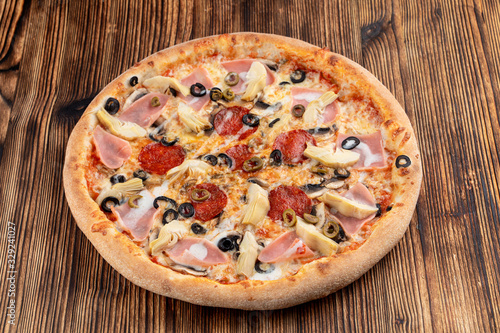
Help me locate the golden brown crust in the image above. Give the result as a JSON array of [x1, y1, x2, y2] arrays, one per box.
[[63, 33, 422, 310]]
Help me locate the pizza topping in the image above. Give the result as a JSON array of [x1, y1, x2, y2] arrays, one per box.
[[93, 125, 132, 169], [236, 231, 260, 277], [336, 132, 386, 169], [303, 213, 320, 224], [269, 150, 282, 166], [341, 136, 360, 150], [290, 70, 306, 83], [178, 203, 195, 218], [160, 136, 179, 147], [96, 178, 144, 205], [242, 61, 268, 101], [268, 185, 312, 221], [304, 143, 360, 168], [133, 169, 149, 181], [319, 190, 378, 220], [127, 195, 142, 208], [209, 87, 223, 101], [153, 196, 177, 210], [242, 113, 260, 127], [247, 177, 270, 189], [110, 174, 126, 185], [314, 202, 327, 229], [222, 88, 235, 101], [191, 223, 206, 234], [166, 237, 229, 267], [308, 127, 332, 135], [217, 237, 236, 252], [166, 159, 210, 183], [213, 106, 258, 139], [190, 83, 207, 97], [217, 153, 233, 168], [129, 76, 138, 87], [282, 209, 297, 227], [224, 144, 252, 170], [311, 165, 328, 175], [272, 129, 316, 164], [279, 81, 291, 86], [257, 231, 314, 263], [301, 184, 328, 199], [177, 102, 211, 133], [96, 109, 147, 140], [255, 261, 275, 274], [242, 183, 270, 226], [303, 91, 339, 125], [118, 93, 169, 128], [104, 97, 120, 115], [101, 196, 119, 213], [143, 76, 190, 96], [334, 168, 351, 179], [190, 183, 228, 222], [396, 155, 411, 168], [295, 218, 338, 256], [162, 209, 179, 224], [221, 59, 275, 95], [268, 118, 280, 127], [201, 154, 218, 166], [191, 188, 211, 202], [150, 220, 189, 256], [138, 142, 185, 175], [224, 72, 240, 86], [242, 157, 264, 172], [322, 220, 340, 239], [292, 104, 305, 117]]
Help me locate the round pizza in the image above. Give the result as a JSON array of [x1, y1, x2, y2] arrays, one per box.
[[63, 33, 422, 310]]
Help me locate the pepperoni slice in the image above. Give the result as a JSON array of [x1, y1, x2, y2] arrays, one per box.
[[268, 185, 312, 221], [272, 129, 316, 164], [225, 144, 252, 170], [190, 183, 228, 222], [138, 143, 185, 175], [213, 106, 257, 140]]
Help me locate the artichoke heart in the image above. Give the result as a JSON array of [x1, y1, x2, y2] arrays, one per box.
[[150, 220, 189, 256], [166, 159, 211, 183], [304, 143, 360, 168], [96, 109, 147, 140], [303, 91, 338, 124], [319, 191, 378, 219], [178, 102, 211, 133], [241, 62, 267, 101], [236, 231, 260, 278], [96, 178, 144, 205], [296, 218, 338, 256], [143, 76, 190, 96], [242, 183, 270, 226]]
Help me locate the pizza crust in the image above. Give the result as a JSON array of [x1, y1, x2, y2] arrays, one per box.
[[63, 33, 422, 310]]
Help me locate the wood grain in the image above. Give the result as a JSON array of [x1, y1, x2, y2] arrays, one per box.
[[0, 0, 499, 332]]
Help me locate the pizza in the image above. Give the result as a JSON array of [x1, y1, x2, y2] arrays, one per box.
[[63, 33, 422, 310]]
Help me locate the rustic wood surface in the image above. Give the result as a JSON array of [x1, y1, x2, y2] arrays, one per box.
[[1, 0, 499, 331]]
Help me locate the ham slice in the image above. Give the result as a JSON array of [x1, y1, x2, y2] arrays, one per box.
[[334, 183, 378, 235], [222, 59, 275, 93], [111, 190, 159, 241], [180, 67, 214, 111], [258, 231, 314, 263], [166, 237, 228, 267], [93, 125, 132, 169], [291, 87, 338, 124], [118, 93, 169, 127], [336, 131, 386, 168]]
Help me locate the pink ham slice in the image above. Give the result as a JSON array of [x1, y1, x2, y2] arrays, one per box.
[[111, 203, 159, 241], [291, 87, 339, 124], [118, 93, 169, 127], [336, 131, 386, 169], [93, 125, 132, 169], [334, 183, 378, 235], [180, 67, 214, 111], [258, 231, 314, 263], [166, 237, 228, 267], [222, 59, 276, 94]]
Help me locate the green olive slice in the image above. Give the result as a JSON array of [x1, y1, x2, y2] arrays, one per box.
[[151, 96, 161, 107], [210, 88, 223, 101], [303, 213, 320, 224], [323, 220, 340, 239], [311, 165, 328, 175], [283, 208, 297, 227], [224, 72, 240, 86], [292, 104, 305, 117], [128, 195, 143, 208], [191, 188, 211, 202], [223, 88, 235, 101], [242, 157, 263, 172]]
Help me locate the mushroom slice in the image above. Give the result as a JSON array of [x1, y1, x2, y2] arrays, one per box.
[[242, 62, 267, 101], [170, 265, 208, 276], [236, 231, 260, 278], [143, 76, 191, 96], [150, 220, 189, 256], [96, 109, 147, 140], [296, 218, 338, 256], [247, 177, 270, 189], [166, 159, 211, 183], [123, 88, 148, 109], [96, 178, 144, 205], [242, 183, 270, 226], [304, 143, 360, 168], [319, 191, 378, 219], [303, 91, 338, 124], [177, 102, 211, 133], [314, 202, 327, 229]]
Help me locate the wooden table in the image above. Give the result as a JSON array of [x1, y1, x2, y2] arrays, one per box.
[[1, 0, 499, 331]]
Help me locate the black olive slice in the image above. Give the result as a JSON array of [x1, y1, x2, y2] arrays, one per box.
[[133, 169, 149, 181], [217, 237, 235, 252], [395, 155, 411, 168], [209, 87, 223, 101], [160, 137, 179, 147], [334, 168, 351, 179], [110, 174, 126, 185], [129, 76, 138, 87], [153, 196, 178, 210], [308, 127, 331, 135], [268, 118, 280, 128], [386, 205, 393, 212], [217, 153, 233, 168], [342, 136, 360, 150], [376, 204, 382, 217], [301, 184, 324, 194], [162, 209, 179, 224], [101, 197, 119, 213], [270, 149, 282, 166], [332, 123, 339, 132], [292, 104, 305, 117], [266, 63, 278, 71], [255, 261, 275, 274], [202, 154, 218, 166], [178, 203, 195, 218], [169, 87, 177, 97], [242, 114, 260, 127], [335, 224, 347, 243], [104, 97, 120, 115], [255, 101, 271, 109], [191, 223, 206, 234], [190, 83, 207, 97], [230, 235, 241, 251], [279, 81, 291, 86], [290, 70, 306, 83]]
